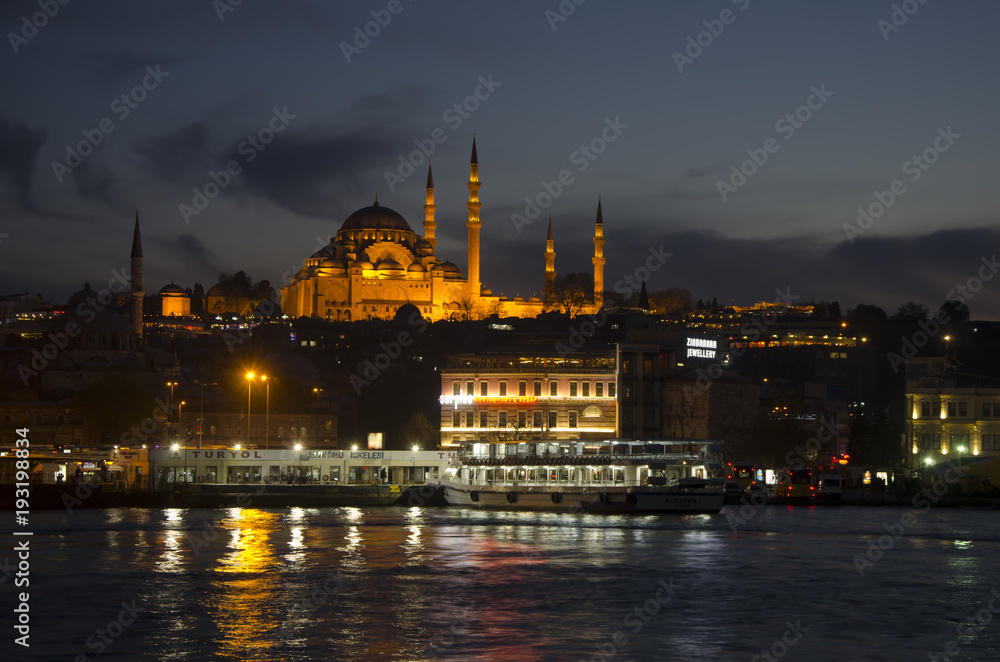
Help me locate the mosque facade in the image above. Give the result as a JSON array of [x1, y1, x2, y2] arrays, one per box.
[[280, 139, 606, 322]]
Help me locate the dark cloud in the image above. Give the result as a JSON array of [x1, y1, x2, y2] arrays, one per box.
[[0, 116, 48, 211], [149, 233, 220, 276], [71, 161, 115, 206], [224, 89, 431, 218], [134, 122, 211, 183]]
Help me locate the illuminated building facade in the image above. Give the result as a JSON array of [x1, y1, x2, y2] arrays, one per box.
[[439, 347, 618, 448], [905, 357, 1000, 465]]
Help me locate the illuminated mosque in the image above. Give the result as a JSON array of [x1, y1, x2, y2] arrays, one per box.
[[280, 138, 607, 321]]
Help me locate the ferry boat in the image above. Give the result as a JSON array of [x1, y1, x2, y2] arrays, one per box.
[[431, 439, 726, 514]]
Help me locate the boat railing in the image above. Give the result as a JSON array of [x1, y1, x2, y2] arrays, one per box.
[[459, 453, 703, 466]]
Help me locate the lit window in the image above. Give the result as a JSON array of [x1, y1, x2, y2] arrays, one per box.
[[569, 412, 578, 428], [453, 381, 461, 396], [596, 383, 604, 397]]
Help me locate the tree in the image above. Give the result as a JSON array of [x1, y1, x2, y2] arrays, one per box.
[[828, 301, 842, 320], [547, 272, 593, 316], [648, 287, 692, 314], [399, 412, 438, 449], [939, 299, 970, 323], [457, 295, 482, 321], [215, 271, 276, 316], [486, 412, 536, 443], [892, 301, 930, 323], [191, 283, 205, 316]]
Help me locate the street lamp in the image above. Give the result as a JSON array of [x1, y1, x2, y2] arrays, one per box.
[[194, 381, 217, 449], [177, 401, 186, 440], [957, 444, 966, 464], [246, 372, 254, 446], [261, 375, 270, 450], [166, 381, 178, 438]]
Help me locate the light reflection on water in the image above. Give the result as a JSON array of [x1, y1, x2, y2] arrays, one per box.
[[24, 505, 1000, 661]]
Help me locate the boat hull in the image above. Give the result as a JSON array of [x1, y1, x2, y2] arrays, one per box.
[[434, 480, 725, 514]]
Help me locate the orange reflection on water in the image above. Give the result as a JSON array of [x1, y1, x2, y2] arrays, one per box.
[[209, 509, 286, 660]]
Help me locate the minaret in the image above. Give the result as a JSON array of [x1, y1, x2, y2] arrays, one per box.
[[592, 197, 605, 307], [423, 163, 437, 250], [466, 136, 481, 296], [130, 211, 144, 337], [544, 216, 556, 298]]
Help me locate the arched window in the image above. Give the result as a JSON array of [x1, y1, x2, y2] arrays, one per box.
[[210, 425, 217, 435], [582, 406, 602, 418]]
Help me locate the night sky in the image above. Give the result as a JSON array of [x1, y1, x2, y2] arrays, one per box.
[[2, 0, 999, 317]]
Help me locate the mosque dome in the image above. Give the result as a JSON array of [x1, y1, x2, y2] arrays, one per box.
[[439, 260, 462, 275], [352, 259, 374, 270], [159, 283, 186, 296], [340, 200, 412, 232], [377, 258, 405, 272], [407, 262, 425, 273]]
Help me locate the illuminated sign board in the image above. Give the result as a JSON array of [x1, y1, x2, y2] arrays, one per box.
[[685, 337, 717, 360], [439, 395, 537, 406]]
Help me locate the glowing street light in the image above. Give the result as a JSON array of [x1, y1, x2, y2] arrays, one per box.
[[261, 375, 270, 450], [245, 372, 254, 445]]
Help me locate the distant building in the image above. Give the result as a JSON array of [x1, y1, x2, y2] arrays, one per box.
[[904, 356, 1000, 466]]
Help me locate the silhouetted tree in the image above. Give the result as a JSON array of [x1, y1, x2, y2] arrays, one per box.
[[548, 272, 593, 316], [939, 299, 970, 323]]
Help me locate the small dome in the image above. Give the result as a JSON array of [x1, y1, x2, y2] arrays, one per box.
[[407, 262, 425, 273], [377, 258, 405, 272], [528, 296, 542, 303], [352, 259, 374, 270], [319, 258, 337, 268], [159, 283, 186, 296], [414, 239, 434, 256], [481, 288, 493, 296], [68, 283, 96, 307], [439, 261, 461, 274], [340, 200, 412, 232]]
